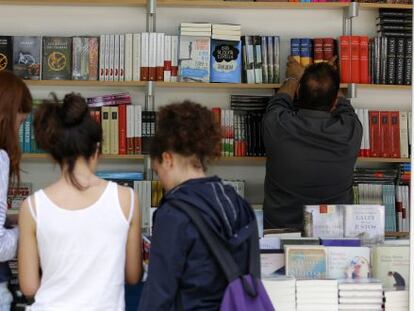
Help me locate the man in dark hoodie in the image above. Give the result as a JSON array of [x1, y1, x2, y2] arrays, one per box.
[[139, 101, 258, 311]]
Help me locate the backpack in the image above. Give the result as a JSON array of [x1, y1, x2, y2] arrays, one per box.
[[173, 201, 275, 311]]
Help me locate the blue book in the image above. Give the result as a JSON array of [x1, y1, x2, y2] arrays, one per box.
[[23, 113, 31, 153], [96, 171, 144, 181], [210, 39, 242, 83], [290, 38, 301, 63], [18, 123, 24, 152], [320, 238, 361, 247], [300, 38, 313, 66]]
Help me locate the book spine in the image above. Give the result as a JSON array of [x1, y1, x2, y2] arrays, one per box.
[[110, 106, 119, 155], [359, 36, 369, 84], [381, 37, 388, 84], [386, 37, 396, 85], [125, 34, 133, 82], [171, 35, 179, 82], [253, 36, 263, 84], [72, 37, 82, 80], [375, 37, 381, 84], [400, 111, 409, 158], [369, 111, 380, 157], [339, 36, 351, 83], [390, 111, 400, 158], [364, 108, 370, 157], [114, 34, 120, 81], [273, 36, 280, 83], [291, 38, 301, 63], [132, 33, 141, 81], [141, 32, 149, 81], [267, 36, 274, 84], [156, 33, 164, 81], [119, 34, 125, 81], [23, 115, 31, 153], [380, 111, 390, 158], [322, 38, 335, 62], [88, 37, 99, 81], [300, 38, 313, 67], [109, 35, 115, 81], [104, 35, 110, 81], [101, 107, 110, 154], [134, 105, 142, 154], [313, 38, 324, 63], [396, 38, 405, 85], [261, 36, 268, 84], [164, 35, 172, 82], [118, 104, 127, 155], [126, 105, 134, 154], [351, 36, 360, 84], [99, 35, 106, 81], [244, 36, 255, 84], [148, 33, 157, 81], [368, 38, 373, 84], [404, 38, 412, 85]]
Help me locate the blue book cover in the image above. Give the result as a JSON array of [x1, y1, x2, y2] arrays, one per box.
[[290, 38, 301, 62], [96, 171, 144, 181], [300, 38, 313, 66], [210, 39, 241, 83], [179, 36, 210, 83], [23, 113, 31, 153], [320, 238, 361, 247]]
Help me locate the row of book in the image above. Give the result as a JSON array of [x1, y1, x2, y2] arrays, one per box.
[[355, 109, 412, 158], [291, 38, 336, 66], [377, 9, 412, 38], [228, 0, 411, 2]]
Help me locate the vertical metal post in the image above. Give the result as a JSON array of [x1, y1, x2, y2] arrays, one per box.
[[343, 2, 359, 98], [147, 0, 157, 33]]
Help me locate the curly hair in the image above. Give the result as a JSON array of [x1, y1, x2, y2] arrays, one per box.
[[150, 101, 221, 171]]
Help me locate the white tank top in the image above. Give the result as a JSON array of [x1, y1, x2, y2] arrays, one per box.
[[28, 181, 134, 311]]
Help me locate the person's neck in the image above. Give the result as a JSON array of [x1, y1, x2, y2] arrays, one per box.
[[169, 167, 206, 191], [60, 157, 99, 188]]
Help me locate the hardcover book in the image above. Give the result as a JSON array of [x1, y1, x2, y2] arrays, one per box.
[[304, 205, 344, 238], [327, 246, 371, 279], [285, 245, 328, 279], [261, 249, 285, 276], [179, 36, 210, 83], [13, 36, 41, 80], [210, 40, 241, 83], [42, 37, 72, 80], [0, 36, 12, 72]]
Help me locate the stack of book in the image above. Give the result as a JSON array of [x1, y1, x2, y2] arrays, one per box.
[[291, 37, 337, 66], [212, 23, 240, 42], [377, 9, 412, 38], [262, 276, 296, 311], [179, 23, 211, 83], [384, 290, 409, 311], [296, 279, 338, 311], [338, 279, 383, 311]]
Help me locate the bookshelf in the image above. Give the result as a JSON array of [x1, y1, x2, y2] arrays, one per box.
[[24, 80, 147, 88], [0, 0, 146, 6], [22, 153, 145, 160], [385, 231, 410, 238]]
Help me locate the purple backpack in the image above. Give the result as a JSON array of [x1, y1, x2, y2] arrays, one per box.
[[174, 201, 275, 311]]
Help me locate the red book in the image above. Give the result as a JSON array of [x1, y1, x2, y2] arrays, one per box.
[[369, 111, 380, 157], [359, 36, 369, 84], [339, 36, 351, 83], [118, 104, 127, 155], [313, 38, 324, 63], [380, 111, 391, 158], [323, 38, 335, 62], [351, 36, 360, 84], [390, 111, 401, 158]]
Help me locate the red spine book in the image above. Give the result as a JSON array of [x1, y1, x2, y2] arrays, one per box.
[[359, 36, 369, 84], [313, 38, 324, 63], [351, 36, 360, 84], [339, 36, 351, 83], [323, 38, 335, 62], [380, 111, 391, 158], [118, 104, 127, 155], [369, 111, 380, 157], [390, 111, 401, 158]]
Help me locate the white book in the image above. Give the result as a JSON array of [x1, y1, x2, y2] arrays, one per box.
[[164, 35, 172, 82], [339, 290, 383, 298], [132, 33, 141, 81], [134, 105, 142, 154], [181, 22, 212, 28], [124, 34, 133, 82], [104, 34, 110, 81], [119, 34, 125, 81], [364, 109, 370, 155], [212, 23, 241, 31], [141, 33, 149, 80], [180, 31, 212, 37], [126, 105, 134, 154], [99, 34, 106, 81], [327, 246, 371, 279], [338, 279, 383, 291], [114, 34, 120, 81], [171, 35, 179, 82], [110, 106, 119, 155], [211, 34, 241, 42], [338, 304, 382, 310], [212, 29, 242, 36], [149, 32, 157, 81], [109, 34, 115, 81], [400, 111, 409, 158], [402, 186, 409, 231], [156, 33, 165, 81], [297, 305, 338, 311], [339, 297, 383, 304]]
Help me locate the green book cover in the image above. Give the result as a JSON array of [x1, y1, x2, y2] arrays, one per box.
[[42, 37, 72, 80]]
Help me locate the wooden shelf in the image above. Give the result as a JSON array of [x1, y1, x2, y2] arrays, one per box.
[[0, 0, 146, 6], [22, 153, 145, 160], [357, 157, 411, 163], [359, 2, 413, 9], [214, 156, 410, 164], [24, 80, 147, 87], [357, 84, 412, 90], [385, 231, 410, 238], [155, 82, 282, 89]]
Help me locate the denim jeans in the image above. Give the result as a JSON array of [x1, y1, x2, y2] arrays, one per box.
[[0, 282, 12, 311]]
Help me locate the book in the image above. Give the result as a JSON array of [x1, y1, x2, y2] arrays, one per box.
[[163, 35, 172, 82], [285, 245, 328, 279], [13, 36, 41, 80], [300, 38, 312, 67], [338, 279, 383, 291], [7, 183, 32, 215], [72, 37, 89, 80], [280, 237, 319, 248], [132, 33, 141, 81], [253, 36, 262, 84], [403, 38, 412, 85], [351, 36, 360, 83], [141, 32, 149, 81], [395, 37, 405, 85], [0, 36, 12, 72], [156, 33, 164, 81], [359, 36, 369, 84], [242, 36, 255, 83], [42, 37, 72, 80], [320, 238, 361, 247], [148, 33, 156, 81], [291, 38, 301, 63], [327, 246, 371, 279], [210, 40, 241, 83], [178, 36, 210, 83], [304, 205, 344, 238], [369, 111, 380, 157], [339, 36, 351, 83], [261, 249, 285, 276], [313, 38, 324, 63]]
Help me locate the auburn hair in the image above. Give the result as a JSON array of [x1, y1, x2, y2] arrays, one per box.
[[0, 71, 33, 181]]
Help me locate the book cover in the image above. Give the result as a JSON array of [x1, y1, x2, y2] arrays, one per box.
[[300, 38, 313, 67], [125, 34, 133, 82], [372, 245, 409, 290], [7, 183, 32, 215], [110, 106, 119, 155], [386, 37, 397, 85], [313, 38, 323, 63], [114, 35, 120, 81], [399, 111, 409, 158], [327, 246, 371, 279], [148, 33, 157, 81], [395, 37, 405, 85], [118, 104, 127, 155], [171, 35, 179, 82], [351, 36, 360, 83], [42, 37, 72, 80], [242, 36, 255, 83], [0, 36, 12, 72], [380, 37, 388, 84], [99, 35, 106, 81], [101, 107, 110, 155], [164, 35, 172, 82], [141, 32, 149, 81], [285, 245, 328, 279], [344, 205, 385, 245], [369, 111, 380, 157], [261, 249, 284, 277], [390, 111, 400, 158], [380, 111, 391, 158], [109, 35, 115, 81], [156, 33, 164, 81], [13, 36, 41, 80], [261, 37, 268, 83], [339, 36, 351, 83], [267, 36, 274, 84], [126, 104, 134, 154], [134, 105, 142, 154], [72, 37, 89, 80], [320, 238, 361, 247], [403, 38, 412, 85], [178, 36, 210, 83], [304, 205, 344, 238], [359, 36, 369, 84], [280, 237, 319, 249], [322, 38, 335, 62], [119, 34, 125, 81], [291, 38, 301, 63], [104, 34, 110, 81], [88, 37, 99, 81], [253, 36, 263, 84], [210, 40, 241, 83]]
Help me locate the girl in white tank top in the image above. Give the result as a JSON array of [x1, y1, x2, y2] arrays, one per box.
[[18, 94, 142, 310]]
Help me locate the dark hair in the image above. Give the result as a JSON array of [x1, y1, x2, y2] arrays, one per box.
[[0, 71, 33, 182], [33, 93, 102, 190], [150, 101, 221, 171], [298, 62, 340, 111]]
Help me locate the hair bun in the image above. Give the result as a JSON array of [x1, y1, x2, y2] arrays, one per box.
[[61, 93, 88, 126]]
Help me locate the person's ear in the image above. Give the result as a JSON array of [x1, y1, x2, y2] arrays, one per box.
[[161, 151, 173, 168]]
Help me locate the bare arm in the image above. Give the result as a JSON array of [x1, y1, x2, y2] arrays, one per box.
[[18, 197, 40, 298], [277, 56, 304, 101]]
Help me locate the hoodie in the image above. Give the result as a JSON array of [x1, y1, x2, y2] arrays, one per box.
[[138, 176, 257, 311]]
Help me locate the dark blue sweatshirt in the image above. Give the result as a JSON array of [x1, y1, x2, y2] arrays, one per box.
[[139, 176, 257, 311]]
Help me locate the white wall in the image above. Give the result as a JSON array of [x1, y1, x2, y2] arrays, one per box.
[[1, 3, 411, 204]]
